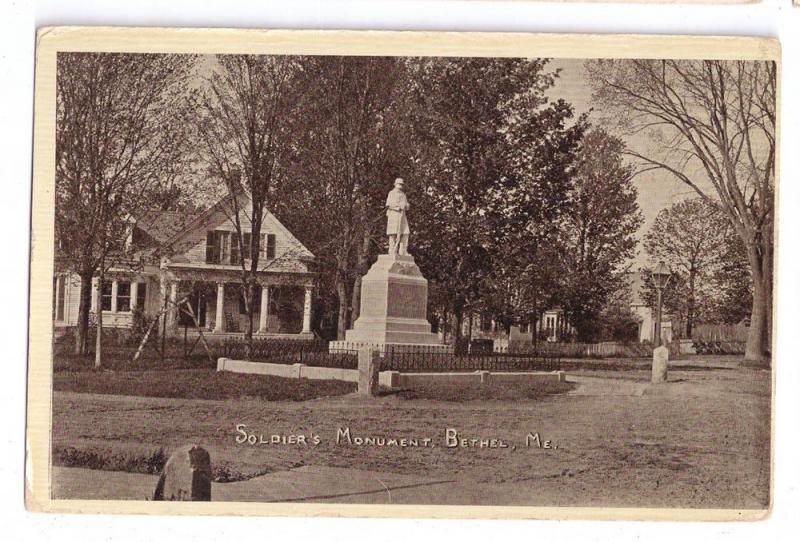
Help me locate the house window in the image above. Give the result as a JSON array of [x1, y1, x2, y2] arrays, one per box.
[[206, 231, 229, 264], [100, 281, 113, 311], [231, 232, 253, 265], [243, 232, 252, 261], [117, 281, 131, 312], [136, 282, 147, 310], [520, 323, 529, 333]]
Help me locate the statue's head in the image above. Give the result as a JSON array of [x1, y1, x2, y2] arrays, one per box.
[[394, 177, 405, 191]]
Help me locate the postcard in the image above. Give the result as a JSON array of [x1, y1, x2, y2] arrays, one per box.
[[27, 28, 777, 519]]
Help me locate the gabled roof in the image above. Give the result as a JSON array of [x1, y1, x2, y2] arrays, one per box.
[[139, 192, 315, 261], [136, 209, 195, 245]]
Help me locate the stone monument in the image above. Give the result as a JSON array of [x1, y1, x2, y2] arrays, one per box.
[[651, 345, 669, 384], [330, 178, 451, 353], [153, 444, 212, 501]]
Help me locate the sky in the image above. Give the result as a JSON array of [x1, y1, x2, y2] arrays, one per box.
[[191, 54, 700, 270], [548, 58, 698, 269]]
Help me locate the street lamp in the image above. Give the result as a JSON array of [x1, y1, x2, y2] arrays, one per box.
[[652, 260, 672, 347]]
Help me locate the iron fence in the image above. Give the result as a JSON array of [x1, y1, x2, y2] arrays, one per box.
[[380, 350, 562, 373], [222, 338, 328, 360]]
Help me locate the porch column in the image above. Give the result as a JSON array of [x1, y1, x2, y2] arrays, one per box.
[[302, 286, 313, 334], [130, 281, 139, 310], [213, 282, 225, 333], [257, 286, 270, 334], [90, 277, 99, 312], [110, 280, 119, 313], [166, 281, 178, 332]]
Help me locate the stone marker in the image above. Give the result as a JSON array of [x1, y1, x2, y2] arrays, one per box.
[[652, 345, 669, 384], [358, 348, 380, 396], [153, 444, 212, 501]]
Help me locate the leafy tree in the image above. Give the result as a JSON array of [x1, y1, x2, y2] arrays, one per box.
[[587, 59, 776, 363], [643, 198, 731, 337], [191, 55, 303, 349], [55, 53, 195, 361], [408, 58, 583, 350], [559, 129, 643, 341], [711, 233, 753, 325], [276, 56, 411, 339]]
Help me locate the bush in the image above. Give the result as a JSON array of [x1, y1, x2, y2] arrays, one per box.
[[54, 444, 167, 475]]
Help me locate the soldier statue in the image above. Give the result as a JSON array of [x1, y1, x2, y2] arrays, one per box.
[[385, 177, 410, 255]]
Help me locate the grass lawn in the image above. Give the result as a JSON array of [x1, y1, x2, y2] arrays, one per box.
[[54, 369, 356, 401], [51, 358, 771, 508]]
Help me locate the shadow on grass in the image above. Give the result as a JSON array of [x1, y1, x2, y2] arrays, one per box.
[[54, 369, 356, 401], [377, 380, 575, 401]]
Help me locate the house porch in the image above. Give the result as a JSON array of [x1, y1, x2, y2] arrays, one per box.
[[161, 267, 315, 339]]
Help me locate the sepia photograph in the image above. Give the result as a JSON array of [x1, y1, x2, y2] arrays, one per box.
[[26, 29, 777, 519]]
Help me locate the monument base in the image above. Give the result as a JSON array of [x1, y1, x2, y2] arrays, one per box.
[[329, 253, 451, 354]]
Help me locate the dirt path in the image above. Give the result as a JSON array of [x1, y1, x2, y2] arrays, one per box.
[[566, 376, 649, 396], [50, 364, 771, 509]]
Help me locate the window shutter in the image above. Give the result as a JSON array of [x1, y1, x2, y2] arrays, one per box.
[[259, 233, 266, 260], [267, 234, 276, 259]]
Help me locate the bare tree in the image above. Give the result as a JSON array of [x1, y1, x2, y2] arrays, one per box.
[[55, 53, 195, 360], [587, 59, 776, 364], [191, 55, 302, 350]]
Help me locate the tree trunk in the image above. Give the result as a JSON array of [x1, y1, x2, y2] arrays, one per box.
[[349, 233, 372, 325], [744, 242, 769, 365], [336, 277, 349, 341], [74, 269, 94, 355], [686, 268, 696, 339], [453, 303, 464, 355], [94, 269, 104, 369], [244, 281, 254, 359]]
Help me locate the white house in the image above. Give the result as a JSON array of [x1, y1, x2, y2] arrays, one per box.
[[53, 194, 317, 338]]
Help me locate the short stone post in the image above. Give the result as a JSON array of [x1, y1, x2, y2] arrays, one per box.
[[651, 345, 669, 384], [358, 348, 380, 396], [153, 444, 212, 501]]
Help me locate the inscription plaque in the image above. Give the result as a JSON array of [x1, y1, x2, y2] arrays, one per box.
[[386, 282, 427, 319]]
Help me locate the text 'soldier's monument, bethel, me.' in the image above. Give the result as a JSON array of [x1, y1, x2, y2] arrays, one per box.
[[330, 178, 451, 352]]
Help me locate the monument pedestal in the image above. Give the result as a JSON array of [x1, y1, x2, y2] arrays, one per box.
[[329, 253, 451, 353]]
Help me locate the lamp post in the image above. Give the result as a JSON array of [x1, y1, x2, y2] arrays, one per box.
[[652, 260, 672, 347]]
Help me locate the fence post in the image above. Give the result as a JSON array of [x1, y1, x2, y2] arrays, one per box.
[[358, 347, 380, 397]]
